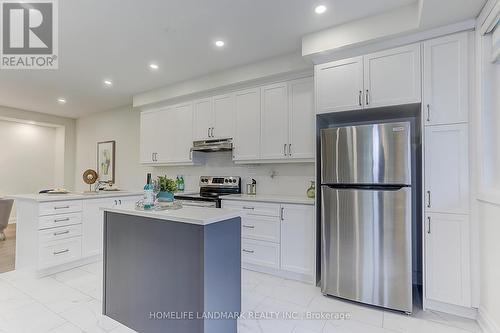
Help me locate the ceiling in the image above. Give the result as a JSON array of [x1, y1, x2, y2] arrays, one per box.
[[0, 0, 484, 118]]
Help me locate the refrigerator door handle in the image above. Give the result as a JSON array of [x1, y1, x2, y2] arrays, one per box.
[[427, 216, 431, 234], [426, 190, 431, 208]]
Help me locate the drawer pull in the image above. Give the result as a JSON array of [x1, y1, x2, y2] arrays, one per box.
[[242, 249, 254, 254], [242, 225, 255, 229], [53, 249, 69, 255], [242, 206, 254, 210], [53, 230, 70, 236], [54, 218, 70, 223], [54, 206, 70, 210]]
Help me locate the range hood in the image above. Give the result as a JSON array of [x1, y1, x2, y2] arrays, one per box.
[[191, 138, 233, 152]]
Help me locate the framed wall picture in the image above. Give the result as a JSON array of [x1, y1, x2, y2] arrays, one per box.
[[97, 141, 115, 183]]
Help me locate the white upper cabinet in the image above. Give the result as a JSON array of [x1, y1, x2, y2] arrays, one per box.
[[140, 109, 168, 164], [168, 103, 194, 163], [315, 56, 364, 113], [424, 124, 469, 214], [364, 44, 421, 108], [260, 83, 289, 160], [140, 111, 158, 163], [425, 212, 470, 307], [193, 98, 213, 140], [423, 32, 469, 125], [234, 88, 261, 161], [280, 204, 315, 276], [213, 93, 234, 139], [288, 77, 315, 159]]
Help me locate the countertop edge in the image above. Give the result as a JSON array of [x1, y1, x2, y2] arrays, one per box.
[[8, 192, 143, 202], [221, 195, 315, 205], [101, 206, 243, 226]]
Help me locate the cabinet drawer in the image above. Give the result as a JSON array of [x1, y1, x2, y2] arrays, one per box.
[[39, 224, 82, 244], [242, 215, 280, 243], [38, 237, 82, 268], [241, 239, 279, 269], [39, 213, 82, 230], [39, 200, 82, 216], [223, 201, 280, 217]]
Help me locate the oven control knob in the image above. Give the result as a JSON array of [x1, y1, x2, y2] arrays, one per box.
[[224, 179, 228, 183], [232, 179, 237, 183]]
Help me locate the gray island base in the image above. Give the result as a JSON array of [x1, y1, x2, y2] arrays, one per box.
[[102, 210, 241, 333]]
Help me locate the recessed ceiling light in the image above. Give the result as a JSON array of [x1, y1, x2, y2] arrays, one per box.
[[28, 121, 36, 125], [149, 63, 159, 70], [215, 40, 225, 47], [57, 98, 66, 104], [315, 5, 327, 14], [103, 79, 113, 87]]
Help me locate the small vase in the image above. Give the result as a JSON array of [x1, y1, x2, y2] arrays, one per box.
[[306, 181, 316, 199], [157, 191, 174, 202]]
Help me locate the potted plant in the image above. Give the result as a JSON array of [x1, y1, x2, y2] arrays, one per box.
[[157, 175, 177, 202]]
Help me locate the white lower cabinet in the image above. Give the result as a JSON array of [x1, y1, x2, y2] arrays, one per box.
[[425, 212, 470, 307], [13, 194, 142, 274], [222, 200, 315, 283], [280, 204, 315, 276]]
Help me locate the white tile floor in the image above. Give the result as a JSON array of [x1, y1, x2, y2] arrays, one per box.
[[0, 262, 482, 333]]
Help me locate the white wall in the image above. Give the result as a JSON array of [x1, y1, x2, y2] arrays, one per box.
[[75, 106, 315, 196], [74, 105, 151, 192], [0, 105, 76, 190], [154, 152, 315, 196], [474, 4, 500, 330], [0, 120, 58, 194]]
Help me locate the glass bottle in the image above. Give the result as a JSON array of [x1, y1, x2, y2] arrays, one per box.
[[306, 181, 316, 199]]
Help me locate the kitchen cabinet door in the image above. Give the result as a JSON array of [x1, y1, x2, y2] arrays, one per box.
[[140, 110, 161, 164], [280, 204, 315, 276], [82, 198, 115, 257], [233, 88, 261, 161], [288, 77, 315, 160], [193, 98, 213, 140], [315, 57, 364, 113], [423, 32, 469, 125], [425, 212, 470, 307], [260, 83, 289, 160], [424, 124, 469, 214], [169, 103, 194, 163], [213, 93, 234, 139], [364, 44, 421, 108]]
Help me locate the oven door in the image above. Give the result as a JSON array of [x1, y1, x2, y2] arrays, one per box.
[[176, 199, 218, 208]]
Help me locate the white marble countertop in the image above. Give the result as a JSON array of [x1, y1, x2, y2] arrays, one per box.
[[222, 194, 315, 205], [102, 204, 243, 225], [9, 191, 143, 202]]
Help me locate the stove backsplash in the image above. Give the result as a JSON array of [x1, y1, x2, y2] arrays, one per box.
[[152, 152, 315, 196]]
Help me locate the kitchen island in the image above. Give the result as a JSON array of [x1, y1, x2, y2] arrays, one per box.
[[101, 205, 242, 333]]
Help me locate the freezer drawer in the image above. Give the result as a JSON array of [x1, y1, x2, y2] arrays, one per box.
[[321, 122, 411, 185], [321, 185, 412, 312]]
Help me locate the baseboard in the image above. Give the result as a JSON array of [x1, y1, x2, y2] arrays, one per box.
[[37, 255, 101, 277], [424, 298, 477, 319], [8, 219, 16, 225], [478, 307, 500, 333], [242, 262, 315, 285]]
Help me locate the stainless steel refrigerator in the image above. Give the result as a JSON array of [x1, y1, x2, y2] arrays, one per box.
[[320, 121, 413, 313]]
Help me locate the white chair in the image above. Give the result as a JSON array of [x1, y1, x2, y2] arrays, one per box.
[[0, 199, 13, 241]]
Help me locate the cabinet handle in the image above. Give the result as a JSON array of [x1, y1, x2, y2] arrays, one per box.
[[208, 128, 211, 138], [288, 144, 292, 156], [358, 90, 362, 106], [53, 249, 69, 255], [53, 230, 70, 236], [54, 206, 69, 210], [242, 206, 254, 210], [211, 127, 215, 137], [426, 190, 431, 208], [283, 143, 287, 156], [426, 104, 431, 122], [427, 216, 431, 234], [114, 200, 117, 205], [242, 249, 254, 254], [366, 90, 369, 105], [54, 217, 70, 223], [280, 207, 284, 221], [119, 200, 122, 205], [242, 225, 255, 229], [189, 149, 193, 160]]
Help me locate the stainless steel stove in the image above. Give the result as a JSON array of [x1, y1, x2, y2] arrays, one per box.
[[174, 176, 241, 208]]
